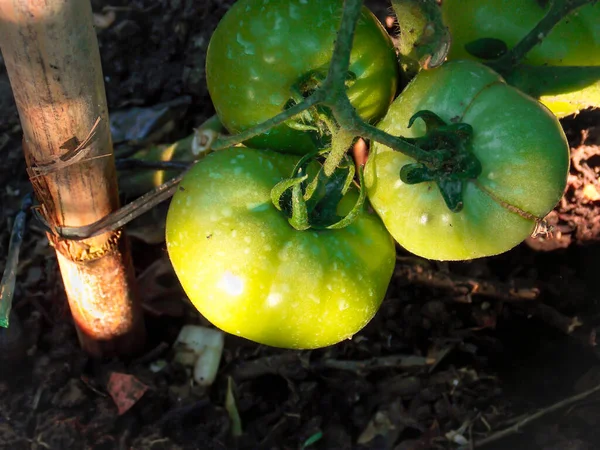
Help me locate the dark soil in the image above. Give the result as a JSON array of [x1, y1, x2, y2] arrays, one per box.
[[1, 1, 600, 449]]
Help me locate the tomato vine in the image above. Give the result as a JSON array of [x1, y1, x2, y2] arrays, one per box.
[[42, 0, 596, 241]]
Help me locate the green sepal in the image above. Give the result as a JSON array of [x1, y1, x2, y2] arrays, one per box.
[[437, 178, 464, 212], [323, 127, 355, 176], [408, 110, 447, 130], [396, 110, 482, 214], [288, 176, 311, 231], [312, 155, 356, 225], [400, 163, 436, 184], [271, 174, 308, 213], [446, 122, 474, 142], [283, 91, 323, 141], [304, 168, 328, 213], [270, 151, 366, 231], [454, 151, 482, 180], [404, 111, 472, 161], [322, 166, 367, 230]]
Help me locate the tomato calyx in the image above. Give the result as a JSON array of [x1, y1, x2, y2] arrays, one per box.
[[294, 68, 358, 99], [271, 150, 367, 231], [283, 70, 359, 149], [391, 0, 451, 74], [398, 110, 482, 212]]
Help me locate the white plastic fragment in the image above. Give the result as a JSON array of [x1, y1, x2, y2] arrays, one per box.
[[173, 325, 225, 386]]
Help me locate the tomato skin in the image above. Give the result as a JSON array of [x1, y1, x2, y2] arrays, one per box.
[[364, 61, 570, 261], [441, 0, 600, 117], [206, 0, 399, 154], [166, 147, 396, 349]]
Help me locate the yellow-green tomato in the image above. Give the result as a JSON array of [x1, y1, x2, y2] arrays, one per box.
[[441, 0, 600, 117], [364, 61, 570, 261], [166, 147, 396, 349], [206, 0, 399, 154]]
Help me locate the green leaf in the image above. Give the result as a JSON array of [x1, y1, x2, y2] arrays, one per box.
[[301, 431, 323, 449], [225, 377, 243, 437]]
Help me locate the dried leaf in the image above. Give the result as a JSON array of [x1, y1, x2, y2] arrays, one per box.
[[107, 372, 148, 415]]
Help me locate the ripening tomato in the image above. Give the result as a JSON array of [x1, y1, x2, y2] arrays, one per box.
[[441, 0, 600, 117], [364, 60, 570, 261], [166, 147, 396, 349], [206, 0, 399, 154]]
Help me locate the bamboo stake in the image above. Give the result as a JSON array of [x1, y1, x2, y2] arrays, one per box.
[[0, 0, 146, 357]]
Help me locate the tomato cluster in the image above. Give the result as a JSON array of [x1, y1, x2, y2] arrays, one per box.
[[166, 0, 574, 349]]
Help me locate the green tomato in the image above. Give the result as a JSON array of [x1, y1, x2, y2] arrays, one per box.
[[206, 0, 399, 154], [442, 0, 600, 66], [364, 61, 570, 261], [441, 0, 600, 117], [166, 147, 395, 349]]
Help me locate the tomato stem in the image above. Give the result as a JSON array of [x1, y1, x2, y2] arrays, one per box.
[[212, 93, 324, 150], [210, 0, 440, 165], [487, 0, 597, 75], [321, 0, 362, 91], [206, 0, 447, 169]]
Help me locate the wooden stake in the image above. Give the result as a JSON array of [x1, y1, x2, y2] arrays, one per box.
[[0, 0, 146, 357]]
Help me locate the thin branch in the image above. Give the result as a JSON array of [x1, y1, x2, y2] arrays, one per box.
[[48, 169, 187, 240], [320, 0, 437, 163], [488, 0, 596, 75], [0, 194, 33, 327], [314, 354, 435, 372], [395, 258, 541, 302], [115, 159, 191, 171], [211, 93, 323, 150], [467, 381, 600, 448]]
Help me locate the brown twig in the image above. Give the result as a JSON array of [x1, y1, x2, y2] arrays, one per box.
[[231, 352, 303, 381], [231, 352, 434, 381], [395, 258, 540, 302], [395, 257, 592, 343], [467, 381, 600, 448], [523, 303, 582, 335], [314, 354, 434, 373], [512, 303, 597, 349]]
